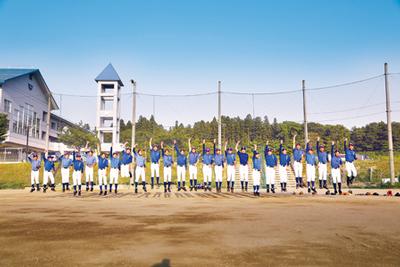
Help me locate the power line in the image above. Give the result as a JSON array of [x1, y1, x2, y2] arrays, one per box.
[[136, 91, 217, 97], [312, 111, 385, 123], [306, 74, 383, 91], [309, 102, 386, 115], [222, 89, 301, 96]]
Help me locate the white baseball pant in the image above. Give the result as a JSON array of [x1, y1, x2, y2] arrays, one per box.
[[306, 164, 316, 182], [121, 164, 130, 178], [31, 170, 39, 184], [294, 161, 303, 177], [98, 169, 107, 185], [227, 165, 235, 182], [72, 170, 82, 186], [43, 171, 55, 185], [135, 166, 145, 183], [177, 166, 186, 182], [203, 165, 212, 183], [164, 166, 172, 182], [279, 165, 288, 183], [345, 162, 357, 177], [332, 168, 341, 183], [61, 168, 70, 183], [252, 169, 261, 186], [239, 165, 249, 182], [189, 165, 197, 180], [110, 168, 119, 184], [214, 165, 223, 183], [151, 163, 160, 178], [85, 166, 94, 182], [265, 166, 275, 185], [318, 163, 327, 181]]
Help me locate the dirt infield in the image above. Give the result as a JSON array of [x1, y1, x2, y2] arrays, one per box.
[[0, 189, 399, 267]]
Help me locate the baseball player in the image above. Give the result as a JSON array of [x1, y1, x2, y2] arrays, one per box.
[[149, 138, 161, 189], [202, 139, 214, 191], [225, 142, 236, 193], [292, 134, 305, 189], [28, 152, 41, 192], [174, 140, 188, 191], [42, 151, 56, 193], [161, 141, 173, 193], [72, 151, 84, 196], [58, 151, 73, 192], [133, 144, 147, 193], [235, 141, 249, 192], [109, 145, 121, 194], [331, 141, 343, 195], [344, 138, 357, 188], [264, 141, 277, 193], [188, 138, 200, 191], [121, 143, 133, 181], [305, 141, 317, 193], [252, 144, 262, 196], [316, 137, 329, 189], [279, 140, 290, 192], [213, 139, 225, 193], [83, 145, 97, 192], [97, 150, 109, 195]]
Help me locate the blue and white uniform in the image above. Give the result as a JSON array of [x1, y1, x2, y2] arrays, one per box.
[[188, 148, 200, 184], [279, 144, 291, 188], [162, 148, 173, 186], [252, 151, 262, 193], [264, 145, 278, 190], [72, 152, 84, 190], [28, 153, 41, 189], [331, 144, 343, 194], [133, 147, 146, 187], [237, 149, 249, 186], [59, 154, 73, 186], [214, 145, 225, 190], [305, 143, 317, 191], [121, 148, 133, 178], [202, 143, 214, 188], [84, 152, 97, 186], [225, 149, 236, 187], [316, 141, 329, 185], [97, 154, 109, 190], [42, 153, 56, 189], [344, 140, 357, 178], [174, 144, 187, 188], [293, 144, 304, 187], [150, 145, 161, 187], [109, 147, 121, 188]]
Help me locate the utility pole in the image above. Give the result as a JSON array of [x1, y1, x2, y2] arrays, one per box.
[[302, 80, 308, 146], [384, 63, 395, 184], [45, 95, 51, 151], [131, 80, 137, 148], [218, 81, 222, 149]]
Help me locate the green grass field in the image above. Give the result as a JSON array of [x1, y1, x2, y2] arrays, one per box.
[[0, 153, 399, 189]]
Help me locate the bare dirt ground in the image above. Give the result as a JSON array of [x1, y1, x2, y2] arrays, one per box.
[[0, 189, 399, 267]]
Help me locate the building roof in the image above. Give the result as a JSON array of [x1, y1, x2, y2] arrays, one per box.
[[0, 68, 39, 85], [0, 68, 59, 110], [95, 63, 124, 86]]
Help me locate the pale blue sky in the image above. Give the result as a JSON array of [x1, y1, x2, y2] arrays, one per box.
[[0, 0, 399, 128]]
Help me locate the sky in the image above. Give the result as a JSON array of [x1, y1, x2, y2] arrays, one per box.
[[0, 0, 400, 128]]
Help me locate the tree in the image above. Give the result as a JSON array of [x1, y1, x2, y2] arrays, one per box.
[[0, 114, 9, 142], [58, 126, 98, 148]]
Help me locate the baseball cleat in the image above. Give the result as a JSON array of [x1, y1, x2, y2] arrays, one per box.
[[78, 191, 81, 196], [73, 190, 77, 196], [99, 191, 103, 195]]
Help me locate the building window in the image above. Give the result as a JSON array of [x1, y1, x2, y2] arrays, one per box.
[[42, 111, 47, 122], [11, 103, 39, 139], [3, 99, 12, 113], [51, 121, 57, 130]]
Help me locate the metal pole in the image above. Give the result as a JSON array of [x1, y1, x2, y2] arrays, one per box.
[[218, 81, 222, 149], [25, 126, 29, 161], [302, 80, 308, 146], [45, 96, 51, 151], [384, 63, 395, 184], [152, 95, 155, 136], [131, 80, 136, 148]]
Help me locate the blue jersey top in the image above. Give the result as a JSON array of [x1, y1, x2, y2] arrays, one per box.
[[97, 155, 109, 170], [121, 150, 133, 165], [150, 148, 161, 163], [174, 144, 187, 167], [237, 151, 249, 165], [42, 153, 55, 172], [225, 151, 236, 166], [59, 155, 73, 169], [110, 147, 122, 169], [162, 149, 173, 167], [202, 144, 213, 165], [85, 154, 97, 167], [264, 145, 278, 167], [252, 151, 262, 171], [28, 155, 41, 171], [344, 140, 357, 163], [132, 148, 145, 167], [72, 152, 84, 172], [305, 143, 317, 165], [279, 144, 291, 166], [293, 147, 304, 162], [188, 151, 200, 165], [316, 141, 328, 164], [331, 144, 343, 169]]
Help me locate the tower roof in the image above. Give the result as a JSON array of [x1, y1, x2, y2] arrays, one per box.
[[95, 63, 124, 86]]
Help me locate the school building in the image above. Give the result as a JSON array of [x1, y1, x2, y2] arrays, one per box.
[[0, 68, 76, 161]]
